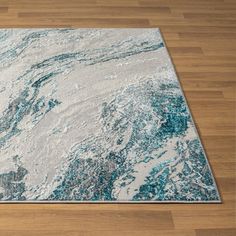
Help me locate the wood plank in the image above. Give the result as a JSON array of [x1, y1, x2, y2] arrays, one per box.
[[0, 208, 174, 231], [195, 228, 236, 236]]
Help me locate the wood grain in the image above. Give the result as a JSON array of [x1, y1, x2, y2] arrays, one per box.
[[0, 0, 235, 235]]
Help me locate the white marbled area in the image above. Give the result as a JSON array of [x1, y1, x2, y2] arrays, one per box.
[[0, 29, 218, 201]]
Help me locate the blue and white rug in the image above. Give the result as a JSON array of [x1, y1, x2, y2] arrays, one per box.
[[0, 29, 220, 202]]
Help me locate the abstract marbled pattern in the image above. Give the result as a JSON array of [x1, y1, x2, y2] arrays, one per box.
[[0, 29, 220, 202]]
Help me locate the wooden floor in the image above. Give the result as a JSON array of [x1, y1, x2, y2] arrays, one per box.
[[0, 0, 236, 235]]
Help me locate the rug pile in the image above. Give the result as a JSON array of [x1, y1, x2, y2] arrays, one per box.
[[0, 29, 220, 202]]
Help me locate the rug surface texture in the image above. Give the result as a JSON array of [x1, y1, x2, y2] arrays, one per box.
[[0, 29, 220, 202]]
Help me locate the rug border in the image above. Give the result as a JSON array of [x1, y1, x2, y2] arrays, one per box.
[[0, 28, 222, 203]]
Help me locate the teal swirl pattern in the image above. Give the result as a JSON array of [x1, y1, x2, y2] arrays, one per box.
[[0, 29, 220, 202]]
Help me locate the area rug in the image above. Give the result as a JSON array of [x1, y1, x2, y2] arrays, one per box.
[[0, 29, 220, 202]]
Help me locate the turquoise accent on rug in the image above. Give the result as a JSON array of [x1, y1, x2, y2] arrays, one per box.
[[0, 29, 220, 202]]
